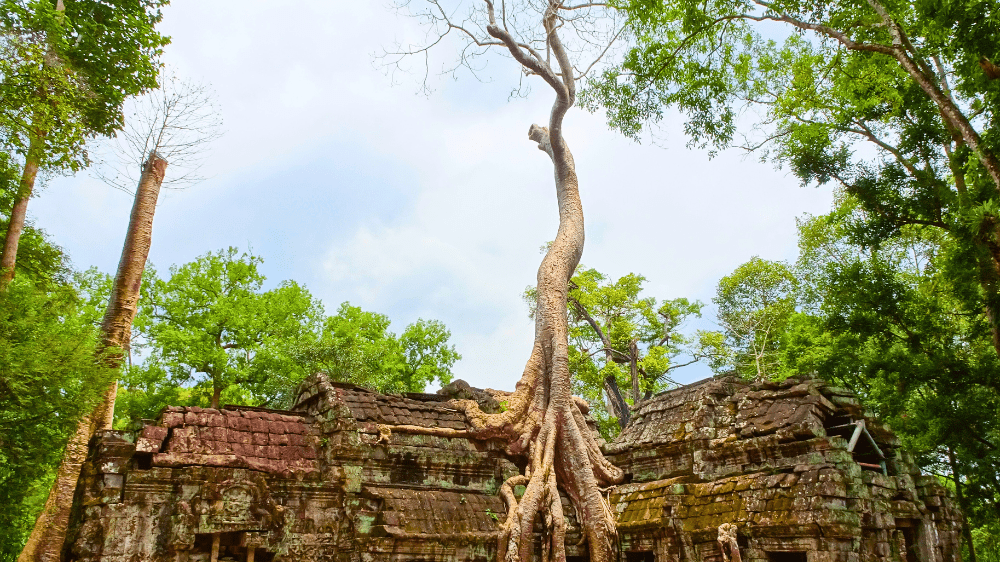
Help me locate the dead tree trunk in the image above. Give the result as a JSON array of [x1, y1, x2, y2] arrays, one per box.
[[0, 133, 44, 291], [18, 153, 166, 562]]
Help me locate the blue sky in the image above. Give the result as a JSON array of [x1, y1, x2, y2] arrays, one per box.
[[30, 1, 833, 392]]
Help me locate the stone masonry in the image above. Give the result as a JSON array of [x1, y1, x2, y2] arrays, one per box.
[[66, 374, 964, 562]]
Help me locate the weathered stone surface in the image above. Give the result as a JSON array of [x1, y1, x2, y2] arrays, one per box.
[[67, 374, 962, 562], [608, 375, 963, 562]]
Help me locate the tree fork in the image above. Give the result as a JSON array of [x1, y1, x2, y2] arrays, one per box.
[[18, 153, 167, 562]]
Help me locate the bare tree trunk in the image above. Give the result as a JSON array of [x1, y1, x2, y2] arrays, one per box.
[[18, 154, 166, 562], [0, 133, 44, 291], [211, 385, 221, 409]]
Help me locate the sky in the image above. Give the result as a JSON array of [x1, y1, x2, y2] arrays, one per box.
[[30, 1, 833, 392]]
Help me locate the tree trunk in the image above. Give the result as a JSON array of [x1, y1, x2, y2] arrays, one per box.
[[211, 385, 222, 409], [0, 133, 44, 291], [568, 296, 630, 427], [947, 447, 978, 562], [387, 5, 625, 561], [604, 375, 630, 429], [18, 153, 166, 562], [629, 339, 640, 405]]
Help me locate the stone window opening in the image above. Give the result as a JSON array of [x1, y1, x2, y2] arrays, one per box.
[[766, 551, 807, 562], [133, 452, 152, 470], [191, 532, 273, 562], [824, 416, 888, 475], [625, 551, 655, 562]]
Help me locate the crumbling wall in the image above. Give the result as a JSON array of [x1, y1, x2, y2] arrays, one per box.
[[605, 376, 964, 562], [68, 374, 964, 562]]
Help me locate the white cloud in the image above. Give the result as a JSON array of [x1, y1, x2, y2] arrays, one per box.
[[29, 1, 833, 393]]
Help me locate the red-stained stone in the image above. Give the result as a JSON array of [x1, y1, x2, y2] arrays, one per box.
[[141, 425, 168, 441], [269, 433, 289, 446], [161, 412, 185, 428], [250, 419, 268, 433]]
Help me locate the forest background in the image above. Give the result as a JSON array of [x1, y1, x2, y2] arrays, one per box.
[[1, 0, 997, 561]]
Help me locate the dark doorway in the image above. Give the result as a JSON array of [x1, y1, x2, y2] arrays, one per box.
[[767, 552, 807, 562], [897, 520, 920, 562], [626, 552, 655, 562]]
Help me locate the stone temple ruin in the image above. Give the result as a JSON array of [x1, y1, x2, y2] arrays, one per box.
[[67, 374, 964, 562]]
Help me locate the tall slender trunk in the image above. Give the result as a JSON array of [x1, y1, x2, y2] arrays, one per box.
[[18, 153, 167, 562], [211, 384, 222, 409], [629, 339, 640, 404], [0, 133, 44, 291], [947, 447, 978, 562]]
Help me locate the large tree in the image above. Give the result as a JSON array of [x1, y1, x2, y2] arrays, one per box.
[[19, 66, 225, 562], [0, 0, 169, 290], [384, 1, 627, 561], [139, 248, 321, 409], [293, 302, 460, 397], [583, 0, 1000, 358], [713, 257, 797, 379]]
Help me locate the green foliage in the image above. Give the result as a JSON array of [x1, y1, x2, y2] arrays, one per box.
[[529, 266, 703, 437], [122, 247, 321, 417], [782, 207, 1000, 552], [400, 318, 459, 392], [972, 521, 1000, 562], [108, 249, 462, 425], [297, 303, 459, 394], [0, 275, 114, 560], [0, 0, 170, 173], [713, 257, 797, 379]]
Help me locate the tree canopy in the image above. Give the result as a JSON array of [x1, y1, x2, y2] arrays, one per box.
[[0, 242, 112, 561], [527, 266, 703, 436], [93, 249, 463, 427]]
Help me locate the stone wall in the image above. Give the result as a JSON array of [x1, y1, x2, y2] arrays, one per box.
[[606, 376, 963, 562], [66, 374, 964, 562]]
